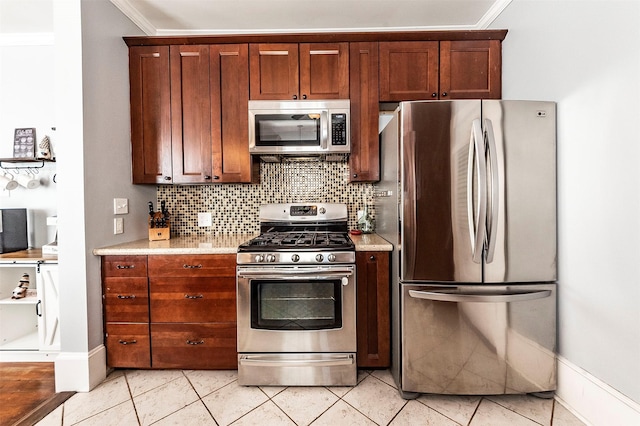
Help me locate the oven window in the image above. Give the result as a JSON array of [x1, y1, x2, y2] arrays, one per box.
[[254, 114, 321, 146], [251, 279, 342, 330]]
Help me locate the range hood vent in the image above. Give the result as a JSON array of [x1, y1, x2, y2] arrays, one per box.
[[256, 154, 348, 163]]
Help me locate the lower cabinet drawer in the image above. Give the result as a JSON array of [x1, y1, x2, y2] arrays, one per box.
[[151, 323, 237, 369], [105, 323, 151, 368]]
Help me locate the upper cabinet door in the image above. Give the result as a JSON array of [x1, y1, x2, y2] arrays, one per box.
[[249, 43, 299, 100], [129, 46, 172, 184], [379, 41, 439, 101], [170, 45, 212, 184], [210, 44, 255, 183], [349, 42, 380, 182], [249, 43, 349, 100], [439, 40, 502, 99], [299, 43, 349, 99]]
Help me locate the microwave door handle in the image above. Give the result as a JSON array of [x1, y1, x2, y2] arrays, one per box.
[[321, 110, 329, 149]]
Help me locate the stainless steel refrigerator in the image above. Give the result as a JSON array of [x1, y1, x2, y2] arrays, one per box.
[[375, 100, 557, 399]]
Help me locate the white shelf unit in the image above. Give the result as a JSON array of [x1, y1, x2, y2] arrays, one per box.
[[0, 256, 59, 361]]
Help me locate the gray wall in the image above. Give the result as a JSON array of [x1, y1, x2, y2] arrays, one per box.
[[492, 0, 640, 404]]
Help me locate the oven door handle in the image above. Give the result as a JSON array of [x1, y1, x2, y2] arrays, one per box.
[[239, 354, 354, 368], [237, 267, 354, 279]]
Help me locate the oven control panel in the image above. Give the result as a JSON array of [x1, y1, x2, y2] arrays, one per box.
[[237, 251, 355, 265], [290, 205, 317, 216]]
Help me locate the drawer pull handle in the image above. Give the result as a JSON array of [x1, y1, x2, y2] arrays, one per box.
[[118, 339, 137, 345], [117, 294, 136, 299], [183, 264, 203, 269], [184, 294, 204, 299], [116, 264, 135, 269], [186, 339, 204, 345]]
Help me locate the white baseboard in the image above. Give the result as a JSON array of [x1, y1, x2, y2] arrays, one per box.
[[54, 345, 107, 392], [556, 355, 640, 426]]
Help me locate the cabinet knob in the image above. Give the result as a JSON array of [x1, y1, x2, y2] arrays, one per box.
[[292, 95, 298, 100], [302, 94, 307, 99], [204, 175, 211, 180], [431, 93, 437, 97], [353, 173, 358, 178], [213, 176, 220, 180], [369, 255, 376, 261], [441, 92, 448, 97], [164, 176, 172, 181]]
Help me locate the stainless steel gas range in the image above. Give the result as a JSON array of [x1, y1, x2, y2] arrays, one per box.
[[236, 203, 357, 386]]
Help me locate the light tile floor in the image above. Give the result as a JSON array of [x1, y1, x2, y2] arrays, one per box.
[[36, 369, 586, 426]]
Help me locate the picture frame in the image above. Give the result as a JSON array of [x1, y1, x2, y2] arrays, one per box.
[[13, 128, 36, 158]]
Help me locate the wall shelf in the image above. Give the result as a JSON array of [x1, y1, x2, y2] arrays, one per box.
[[0, 158, 55, 170]]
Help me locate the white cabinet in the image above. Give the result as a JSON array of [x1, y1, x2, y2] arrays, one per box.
[[0, 250, 59, 361]]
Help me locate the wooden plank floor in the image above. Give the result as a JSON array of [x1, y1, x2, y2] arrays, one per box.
[[0, 362, 74, 426]]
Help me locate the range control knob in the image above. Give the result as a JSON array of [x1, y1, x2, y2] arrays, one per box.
[[254, 254, 265, 263], [315, 254, 324, 262], [266, 254, 276, 263], [319, 207, 326, 214], [291, 254, 300, 262], [327, 254, 336, 262]]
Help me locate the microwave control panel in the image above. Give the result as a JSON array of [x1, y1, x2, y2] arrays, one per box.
[[331, 114, 347, 146]]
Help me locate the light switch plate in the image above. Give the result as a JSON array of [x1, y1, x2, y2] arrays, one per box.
[[114, 217, 124, 234], [114, 198, 129, 214], [198, 212, 212, 227]]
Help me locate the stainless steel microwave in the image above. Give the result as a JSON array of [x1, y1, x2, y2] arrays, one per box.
[[248, 100, 350, 157]]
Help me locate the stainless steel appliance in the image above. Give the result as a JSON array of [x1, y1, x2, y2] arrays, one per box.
[[0, 209, 28, 254], [236, 203, 357, 386], [376, 100, 557, 398], [248, 100, 350, 160]]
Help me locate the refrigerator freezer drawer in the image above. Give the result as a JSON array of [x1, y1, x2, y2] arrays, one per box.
[[400, 283, 556, 395]]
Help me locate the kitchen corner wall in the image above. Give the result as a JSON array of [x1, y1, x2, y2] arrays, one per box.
[[157, 160, 375, 235]]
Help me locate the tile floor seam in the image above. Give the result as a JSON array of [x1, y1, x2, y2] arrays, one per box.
[[123, 370, 142, 426], [487, 396, 550, 426], [414, 398, 467, 426]]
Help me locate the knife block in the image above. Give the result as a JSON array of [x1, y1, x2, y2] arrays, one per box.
[[148, 213, 170, 241]]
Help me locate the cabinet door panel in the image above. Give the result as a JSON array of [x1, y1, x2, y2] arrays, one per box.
[[440, 40, 502, 99], [102, 256, 148, 278], [211, 44, 254, 183], [103, 277, 150, 323], [349, 42, 379, 182], [129, 46, 172, 184], [151, 323, 237, 369], [147, 254, 236, 277], [356, 252, 390, 367], [299, 43, 349, 99], [379, 41, 439, 101], [106, 323, 151, 368], [249, 44, 298, 100], [170, 45, 212, 183], [149, 276, 236, 323]]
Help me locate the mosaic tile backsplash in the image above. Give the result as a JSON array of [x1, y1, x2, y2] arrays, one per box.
[[157, 160, 375, 235]]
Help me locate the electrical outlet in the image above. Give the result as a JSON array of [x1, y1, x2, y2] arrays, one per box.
[[198, 212, 212, 227], [114, 198, 129, 214], [114, 217, 124, 234]]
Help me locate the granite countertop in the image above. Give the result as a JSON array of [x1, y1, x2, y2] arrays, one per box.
[[93, 233, 392, 255]]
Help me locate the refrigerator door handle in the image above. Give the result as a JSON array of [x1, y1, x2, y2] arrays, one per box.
[[408, 289, 552, 303], [484, 118, 500, 263], [468, 119, 487, 263]]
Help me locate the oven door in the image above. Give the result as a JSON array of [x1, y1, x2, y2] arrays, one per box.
[[236, 265, 356, 353]]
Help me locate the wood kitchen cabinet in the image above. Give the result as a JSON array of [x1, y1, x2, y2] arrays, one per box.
[[147, 254, 237, 369], [102, 255, 151, 368], [101, 254, 238, 369], [356, 251, 390, 368], [129, 44, 254, 184], [349, 42, 380, 183], [379, 39, 502, 101], [249, 43, 349, 100]]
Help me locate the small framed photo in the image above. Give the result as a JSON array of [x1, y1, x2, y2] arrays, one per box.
[[14, 128, 37, 158]]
